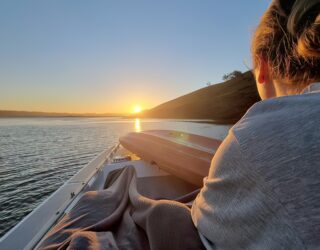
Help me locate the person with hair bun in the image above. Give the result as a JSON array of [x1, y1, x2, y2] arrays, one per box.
[[191, 0, 320, 249]]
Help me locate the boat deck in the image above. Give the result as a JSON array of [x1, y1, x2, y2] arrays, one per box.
[[0, 145, 198, 249]]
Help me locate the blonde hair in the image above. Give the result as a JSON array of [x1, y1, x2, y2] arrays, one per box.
[[252, 0, 320, 87]]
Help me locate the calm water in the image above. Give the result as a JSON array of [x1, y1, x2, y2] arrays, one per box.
[[0, 117, 229, 237]]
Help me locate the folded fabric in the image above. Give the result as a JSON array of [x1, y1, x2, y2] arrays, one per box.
[[40, 166, 204, 250]]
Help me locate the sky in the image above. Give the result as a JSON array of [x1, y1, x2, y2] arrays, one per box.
[[0, 0, 271, 114]]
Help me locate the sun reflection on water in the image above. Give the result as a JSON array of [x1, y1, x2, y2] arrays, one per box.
[[135, 118, 141, 132]]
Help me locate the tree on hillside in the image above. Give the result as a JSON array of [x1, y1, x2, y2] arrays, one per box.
[[222, 70, 242, 81]]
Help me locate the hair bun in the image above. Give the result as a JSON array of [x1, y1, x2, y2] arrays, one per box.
[[286, 0, 320, 58], [273, 0, 296, 16], [297, 15, 320, 58], [287, 0, 320, 36]]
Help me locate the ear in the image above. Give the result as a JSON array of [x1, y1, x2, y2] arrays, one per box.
[[256, 57, 269, 85], [255, 57, 276, 100]]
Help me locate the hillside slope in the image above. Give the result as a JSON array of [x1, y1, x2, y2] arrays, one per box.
[[141, 71, 260, 124]]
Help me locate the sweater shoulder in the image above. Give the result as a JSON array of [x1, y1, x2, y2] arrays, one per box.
[[230, 93, 320, 149]]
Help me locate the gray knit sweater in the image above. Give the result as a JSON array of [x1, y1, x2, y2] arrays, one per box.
[[191, 83, 320, 250]]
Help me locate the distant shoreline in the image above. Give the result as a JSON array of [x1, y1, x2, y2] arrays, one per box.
[[0, 115, 127, 118], [0, 110, 129, 118], [0, 116, 232, 126], [0, 111, 234, 124], [0, 71, 259, 125]]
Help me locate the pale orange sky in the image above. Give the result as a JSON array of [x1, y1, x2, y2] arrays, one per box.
[[0, 86, 171, 114]]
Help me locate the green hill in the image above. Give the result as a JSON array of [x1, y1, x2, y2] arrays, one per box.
[[141, 71, 260, 124]]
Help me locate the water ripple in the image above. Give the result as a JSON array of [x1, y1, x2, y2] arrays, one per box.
[[0, 117, 134, 237]]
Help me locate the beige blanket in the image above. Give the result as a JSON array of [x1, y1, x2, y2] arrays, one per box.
[[40, 166, 204, 250]]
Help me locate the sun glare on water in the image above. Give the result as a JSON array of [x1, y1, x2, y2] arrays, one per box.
[[135, 118, 141, 132], [133, 105, 142, 113]]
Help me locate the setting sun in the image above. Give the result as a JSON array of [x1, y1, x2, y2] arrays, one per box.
[[133, 105, 142, 113]]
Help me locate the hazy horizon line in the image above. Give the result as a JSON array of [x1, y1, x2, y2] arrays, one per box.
[[0, 109, 134, 117]]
